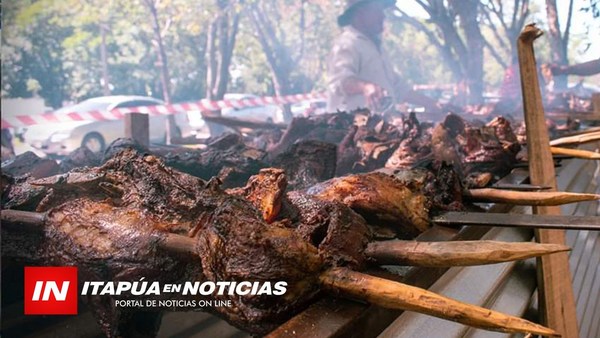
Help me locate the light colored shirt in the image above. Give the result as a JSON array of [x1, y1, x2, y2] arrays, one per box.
[[326, 26, 410, 112]]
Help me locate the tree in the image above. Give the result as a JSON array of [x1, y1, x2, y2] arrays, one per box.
[[243, 0, 335, 121], [1, 0, 71, 107], [392, 1, 486, 104], [142, 0, 173, 103], [205, 0, 240, 101], [545, 0, 575, 89], [480, 0, 531, 69]]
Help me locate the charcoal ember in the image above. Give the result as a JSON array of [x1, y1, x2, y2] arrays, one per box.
[[272, 140, 337, 190], [1, 151, 59, 179], [60, 146, 101, 172]]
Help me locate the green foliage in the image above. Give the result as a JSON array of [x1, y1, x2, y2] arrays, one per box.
[[386, 20, 452, 86], [1, 0, 595, 109]]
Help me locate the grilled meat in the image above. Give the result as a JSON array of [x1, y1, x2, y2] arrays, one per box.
[[306, 163, 464, 237], [226, 168, 372, 269], [162, 133, 269, 189], [1, 151, 59, 179], [271, 140, 337, 190], [226, 168, 287, 223], [1, 149, 326, 336], [59, 146, 101, 173], [1, 148, 565, 338]]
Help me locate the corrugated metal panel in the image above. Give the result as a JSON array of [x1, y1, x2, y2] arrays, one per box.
[[560, 147, 600, 338], [378, 142, 600, 338], [378, 227, 536, 338], [4, 145, 597, 338]]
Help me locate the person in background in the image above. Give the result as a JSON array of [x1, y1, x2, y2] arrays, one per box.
[[326, 0, 443, 115], [550, 58, 600, 77]]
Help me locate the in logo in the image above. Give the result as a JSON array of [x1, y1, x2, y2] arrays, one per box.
[[24, 267, 78, 315]]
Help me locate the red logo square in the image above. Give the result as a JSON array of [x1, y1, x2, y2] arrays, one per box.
[[24, 267, 78, 315]]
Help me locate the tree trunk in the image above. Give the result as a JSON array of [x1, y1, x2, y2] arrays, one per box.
[[452, 0, 484, 104], [204, 1, 240, 136], [412, 1, 484, 104], [100, 24, 111, 96], [144, 0, 178, 143], [146, 0, 171, 103], [248, 3, 295, 122], [545, 0, 568, 90]]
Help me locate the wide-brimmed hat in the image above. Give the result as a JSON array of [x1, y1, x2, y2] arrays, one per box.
[[337, 0, 396, 27]]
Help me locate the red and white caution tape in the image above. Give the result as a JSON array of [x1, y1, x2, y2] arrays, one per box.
[[1, 92, 326, 129]]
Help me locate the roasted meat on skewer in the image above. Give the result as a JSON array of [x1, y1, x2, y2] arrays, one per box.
[[2, 149, 571, 337]]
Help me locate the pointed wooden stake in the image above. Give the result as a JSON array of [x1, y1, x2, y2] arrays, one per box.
[[550, 147, 600, 160], [518, 23, 579, 337], [0, 209, 197, 256], [549, 131, 600, 147], [464, 188, 600, 206], [365, 240, 570, 267], [320, 268, 559, 337]]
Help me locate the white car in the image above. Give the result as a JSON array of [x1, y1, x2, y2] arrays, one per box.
[[221, 93, 283, 123], [24, 96, 194, 157]]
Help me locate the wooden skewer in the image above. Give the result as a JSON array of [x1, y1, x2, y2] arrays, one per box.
[[0, 209, 47, 231], [365, 240, 570, 267], [1, 210, 560, 336], [320, 267, 559, 337], [549, 131, 600, 147], [159, 232, 197, 255], [0, 209, 198, 256], [464, 188, 600, 206], [558, 127, 600, 138], [550, 147, 600, 160]]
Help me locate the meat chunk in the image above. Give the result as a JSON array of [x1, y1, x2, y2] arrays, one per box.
[[271, 140, 337, 190], [226, 168, 287, 223], [307, 172, 431, 237], [2, 149, 325, 336]]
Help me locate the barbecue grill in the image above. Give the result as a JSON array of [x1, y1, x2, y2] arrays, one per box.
[[2, 140, 598, 338]]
